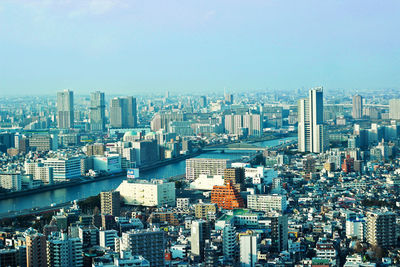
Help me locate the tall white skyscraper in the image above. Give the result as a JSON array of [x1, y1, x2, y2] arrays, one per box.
[[57, 90, 74, 129], [298, 87, 327, 153], [389, 99, 400, 120], [352, 94, 363, 119], [89, 91, 106, 131]]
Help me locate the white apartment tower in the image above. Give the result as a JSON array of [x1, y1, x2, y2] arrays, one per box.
[[298, 87, 327, 153]]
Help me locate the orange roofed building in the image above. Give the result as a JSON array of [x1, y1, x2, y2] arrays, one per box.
[[211, 181, 245, 210]]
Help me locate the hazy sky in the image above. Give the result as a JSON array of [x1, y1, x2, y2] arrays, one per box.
[[1, 0, 399, 95]]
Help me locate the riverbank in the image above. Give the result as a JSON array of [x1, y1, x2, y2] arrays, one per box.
[[0, 150, 203, 201]]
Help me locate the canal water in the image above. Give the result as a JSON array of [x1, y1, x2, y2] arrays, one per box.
[[0, 137, 296, 213]]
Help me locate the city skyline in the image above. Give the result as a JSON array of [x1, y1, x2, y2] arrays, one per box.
[[1, 0, 400, 95]]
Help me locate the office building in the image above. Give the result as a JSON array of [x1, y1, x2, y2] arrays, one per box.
[[211, 181, 245, 210], [247, 194, 287, 212], [131, 140, 159, 166], [25, 228, 47, 267], [389, 99, 400, 120], [110, 96, 137, 128], [240, 234, 257, 267], [43, 156, 81, 181], [116, 179, 175, 207], [191, 220, 210, 260], [46, 232, 83, 267], [366, 211, 396, 248], [100, 191, 120, 216], [186, 158, 231, 181], [352, 94, 363, 119], [89, 91, 106, 131], [57, 90, 74, 129], [120, 229, 165, 267], [298, 87, 327, 153], [28, 134, 54, 152]]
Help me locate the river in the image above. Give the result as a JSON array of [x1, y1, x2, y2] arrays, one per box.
[[0, 136, 296, 213]]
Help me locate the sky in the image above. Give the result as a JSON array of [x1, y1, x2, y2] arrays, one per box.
[[0, 0, 399, 95]]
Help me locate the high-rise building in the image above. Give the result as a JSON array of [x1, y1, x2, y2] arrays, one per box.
[[89, 91, 106, 131], [298, 87, 327, 153], [224, 92, 234, 104], [186, 158, 231, 181], [389, 99, 400, 120], [239, 234, 257, 267], [366, 211, 396, 248], [120, 229, 165, 266], [57, 90, 74, 129], [25, 228, 47, 267], [46, 232, 83, 267], [266, 212, 288, 252], [190, 220, 210, 260], [211, 181, 245, 210], [242, 113, 262, 136], [224, 167, 245, 192], [225, 113, 262, 136], [100, 191, 120, 216], [352, 94, 363, 119], [200, 96, 207, 108], [110, 96, 137, 128], [223, 224, 237, 264]]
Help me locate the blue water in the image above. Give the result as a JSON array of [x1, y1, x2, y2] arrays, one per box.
[[0, 136, 296, 213]]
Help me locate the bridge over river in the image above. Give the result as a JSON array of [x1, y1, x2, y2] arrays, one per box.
[[202, 139, 297, 152]]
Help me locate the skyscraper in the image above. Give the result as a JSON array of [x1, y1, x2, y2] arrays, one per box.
[[352, 94, 363, 119], [389, 99, 400, 120], [89, 91, 106, 131], [298, 87, 327, 153], [57, 90, 74, 129], [110, 96, 137, 128]]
